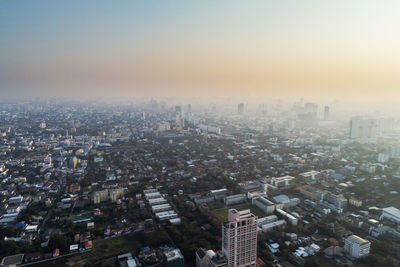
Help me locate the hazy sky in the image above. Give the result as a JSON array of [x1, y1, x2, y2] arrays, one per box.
[[1, 1, 400, 101]]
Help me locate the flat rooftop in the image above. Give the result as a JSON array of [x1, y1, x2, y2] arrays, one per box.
[[383, 207, 400, 218]]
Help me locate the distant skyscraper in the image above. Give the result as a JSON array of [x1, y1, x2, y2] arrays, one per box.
[[186, 104, 192, 121], [175, 106, 184, 129], [349, 117, 378, 139], [222, 209, 257, 267], [238, 103, 245, 115], [378, 117, 395, 134], [176, 114, 184, 129], [175, 105, 182, 114], [296, 102, 318, 128], [324, 106, 329, 121], [304, 102, 318, 113]]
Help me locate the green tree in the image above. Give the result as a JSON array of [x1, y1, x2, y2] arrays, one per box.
[[48, 234, 71, 254]]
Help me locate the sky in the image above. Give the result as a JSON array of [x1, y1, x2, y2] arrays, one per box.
[[1, 1, 400, 102]]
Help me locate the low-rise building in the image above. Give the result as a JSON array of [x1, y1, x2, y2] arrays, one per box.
[[381, 206, 400, 224], [163, 248, 184, 267], [0, 254, 24, 267], [344, 235, 370, 259], [299, 171, 322, 184], [92, 190, 109, 204], [271, 175, 295, 188], [262, 220, 286, 232], [276, 209, 298, 225], [253, 197, 283, 214], [224, 194, 246, 206]]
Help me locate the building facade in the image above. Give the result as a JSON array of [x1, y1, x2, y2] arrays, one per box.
[[344, 235, 370, 259], [349, 117, 378, 139], [222, 209, 257, 267], [381, 207, 400, 224]]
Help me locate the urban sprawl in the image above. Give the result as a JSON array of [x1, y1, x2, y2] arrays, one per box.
[[0, 99, 400, 267]]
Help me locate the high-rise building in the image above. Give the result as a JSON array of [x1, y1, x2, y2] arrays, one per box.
[[175, 105, 182, 114], [186, 104, 192, 121], [324, 106, 329, 121], [238, 103, 245, 115], [174, 105, 184, 129], [349, 117, 378, 139], [176, 113, 184, 129], [378, 117, 395, 134], [304, 102, 318, 114], [222, 209, 257, 267]]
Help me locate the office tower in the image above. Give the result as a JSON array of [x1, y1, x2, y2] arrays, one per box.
[[187, 104, 192, 114], [39, 122, 46, 129], [238, 103, 245, 115], [175, 105, 182, 114], [142, 112, 146, 121], [324, 106, 329, 121], [349, 117, 378, 139], [222, 209, 257, 267]]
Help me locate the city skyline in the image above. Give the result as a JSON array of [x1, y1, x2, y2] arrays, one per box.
[[2, 2, 400, 265]]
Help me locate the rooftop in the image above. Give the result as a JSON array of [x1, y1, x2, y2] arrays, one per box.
[[164, 249, 183, 261], [1, 254, 24, 266], [383, 206, 400, 218], [346, 235, 369, 245]]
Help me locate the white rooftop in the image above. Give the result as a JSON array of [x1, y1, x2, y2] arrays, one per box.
[[346, 235, 369, 245], [383, 206, 400, 218]]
